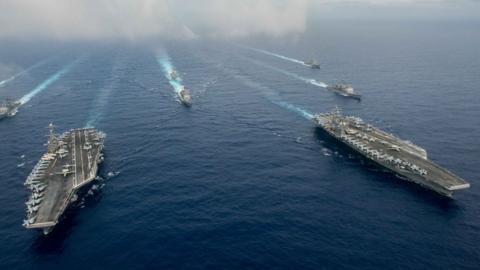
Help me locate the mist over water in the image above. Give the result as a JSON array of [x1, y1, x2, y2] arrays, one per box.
[[243, 56, 329, 89]]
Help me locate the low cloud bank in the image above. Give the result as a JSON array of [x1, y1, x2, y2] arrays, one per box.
[[0, 0, 309, 40]]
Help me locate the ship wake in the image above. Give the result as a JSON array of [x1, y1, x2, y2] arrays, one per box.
[[18, 56, 83, 105], [156, 51, 184, 95], [242, 45, 307, 66], [229, 70, 314, 120], [243, 56, 328, 89], [0, 57, 53, 88], [85, 57, 126, 128], [272, 100, 314, 120]]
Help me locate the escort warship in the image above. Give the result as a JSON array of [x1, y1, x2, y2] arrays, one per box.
[[178, 87, 192, 106], [327, 84, 362, 100], [304, 59, 320, 69], [0, 99, 21, 120]]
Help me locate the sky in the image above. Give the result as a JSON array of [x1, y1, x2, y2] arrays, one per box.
[[0, 0, 478, 41]]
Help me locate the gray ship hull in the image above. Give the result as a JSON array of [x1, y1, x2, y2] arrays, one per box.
[[328, 88, 362, 100], [317, 127, 457, 196], [178, 89, 192, 107], [24, 127, 105, 234], [313, 112, 469, 197], [326, 86, 361, 100], [0, 100, 20, 120]]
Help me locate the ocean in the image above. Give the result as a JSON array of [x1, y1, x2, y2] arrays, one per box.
[[0, 21, 479, 269]]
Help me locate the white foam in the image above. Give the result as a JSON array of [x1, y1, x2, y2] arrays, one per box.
[[244, 46, 305, 65], [156, 52, 185, 94], [228, 70, 314, 121], [0, 57, 52, 88], [243, 57, 328, 89], [18, 56, 82, 105]]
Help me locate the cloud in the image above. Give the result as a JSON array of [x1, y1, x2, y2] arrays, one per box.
[[0, 0, 176, 40], [175, 0, 309, 38], [1, 0, 477, 41], [0, 0, 309, 41]]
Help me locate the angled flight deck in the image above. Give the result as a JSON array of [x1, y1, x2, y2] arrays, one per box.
[[313, 108, 470, 196], [23, 124, 105, 234]]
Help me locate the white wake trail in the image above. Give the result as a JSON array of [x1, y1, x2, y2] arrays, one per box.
[[156, 52, 184, 94], [0, 57, 52, 88], [227, 69, 314, 121], [243, 56, 328, 89], [85, 58, 126, 128], [243, 46, 306, 66], [272, 100, 314, 120], [18, 56, 83, 105]]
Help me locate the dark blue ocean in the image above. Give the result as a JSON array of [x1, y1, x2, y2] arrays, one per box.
[[1, 21, 479, 269]]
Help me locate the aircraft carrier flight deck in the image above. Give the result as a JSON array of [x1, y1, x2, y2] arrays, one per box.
[[23, 124, 105, 234]]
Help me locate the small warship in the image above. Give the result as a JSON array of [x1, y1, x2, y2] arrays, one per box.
[[178, 87, 192, 107], [304, 59, 320, 69], [0, 99, 21, 120], [327, 84, 361, 100]]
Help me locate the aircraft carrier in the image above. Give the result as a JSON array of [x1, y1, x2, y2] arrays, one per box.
[[313, 108, 470, 196], [23, 124, 105, 234]]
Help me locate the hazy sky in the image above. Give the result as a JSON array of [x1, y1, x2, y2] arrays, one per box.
[[0, 0, 478, 41]]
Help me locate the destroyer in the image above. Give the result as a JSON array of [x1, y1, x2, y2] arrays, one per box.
[[23, 124, 105, 234], [178, 87, 192, 107], [313, 108, 469, 196], [304, 58, 320, 69], [327, 84, 361, 100], [0, 99, 21, 120]]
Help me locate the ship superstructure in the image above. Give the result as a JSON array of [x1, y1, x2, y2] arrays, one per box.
[[170, 70, 179, 81], [327, 84, 361, 100], [23, 124, 105, 234], [313, 108, 469, 196], [178, 87, 192, 107], [0, 99, 21, 120], [304, 59, 320, 69]]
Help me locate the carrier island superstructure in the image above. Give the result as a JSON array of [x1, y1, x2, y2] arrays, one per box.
[[313, 108, 470, 196], [23, 124, 105, 234]]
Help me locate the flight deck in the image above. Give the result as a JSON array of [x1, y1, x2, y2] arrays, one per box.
[[313, 108, 469, 196], [24, 125, 105, 233]]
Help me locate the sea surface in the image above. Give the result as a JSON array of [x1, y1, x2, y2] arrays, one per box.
[[1, 21, 479, 269]]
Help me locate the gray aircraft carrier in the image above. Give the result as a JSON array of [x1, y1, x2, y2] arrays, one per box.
[[313, 108, 470, 196], [23, 124, 105, 234]]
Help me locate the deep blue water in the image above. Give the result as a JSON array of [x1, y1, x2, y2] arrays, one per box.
[[1, 22, 479, 269]]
